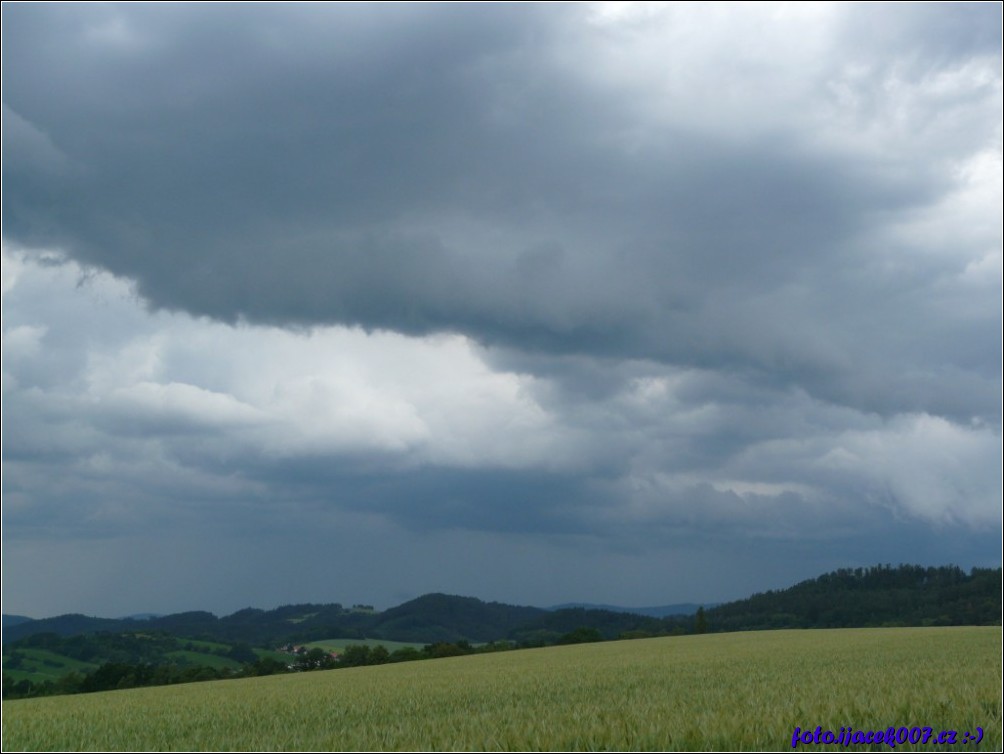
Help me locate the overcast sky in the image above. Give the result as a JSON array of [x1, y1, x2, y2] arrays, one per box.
[[2, 3, 1001, 619]]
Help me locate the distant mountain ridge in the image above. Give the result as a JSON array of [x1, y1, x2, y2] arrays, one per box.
[[3, 613, 126, 639], [4, 564, 999, 646], [1, 599, 545, 646], [2, 615, 34, 629]]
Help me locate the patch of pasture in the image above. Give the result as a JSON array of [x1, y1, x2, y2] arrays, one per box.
[[303, 637, 425, 654]]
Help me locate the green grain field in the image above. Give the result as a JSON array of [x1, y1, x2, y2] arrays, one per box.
[[3, 627, 1000, 752]]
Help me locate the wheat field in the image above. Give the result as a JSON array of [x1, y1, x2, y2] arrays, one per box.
[[3, 627, 1000, 751]]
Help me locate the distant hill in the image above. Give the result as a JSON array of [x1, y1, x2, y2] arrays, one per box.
[[696, 564, 1001, 632], [2, 615, 35, 629], [2, 603, 371, 646], [3, 613, 129, 642], [371, 593, 545, 643], [4, 564, 999, 647], [548, 602, 713, 618]]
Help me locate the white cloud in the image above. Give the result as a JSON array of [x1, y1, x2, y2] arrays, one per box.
[[2, 248, 568, 472], [816, 413, 1001, 527]]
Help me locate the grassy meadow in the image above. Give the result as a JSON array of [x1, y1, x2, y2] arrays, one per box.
[[2, 640, 279, 685], [0, 649, 100, 684], [3, 627, 1000, 751]]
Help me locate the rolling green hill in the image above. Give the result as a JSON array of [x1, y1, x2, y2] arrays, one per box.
[[2, 631, 265, 691], [0, 649, 100, 684]]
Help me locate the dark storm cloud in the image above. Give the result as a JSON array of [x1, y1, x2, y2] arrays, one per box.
[[2, 5, 1000, 618], [4, 3, 999, 424]]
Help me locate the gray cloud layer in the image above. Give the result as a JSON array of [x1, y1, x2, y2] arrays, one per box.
[[5, 3, 999, 419], [2, 4, 1000, 616]]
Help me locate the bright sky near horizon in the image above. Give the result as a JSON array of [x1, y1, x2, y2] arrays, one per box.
[[2, 2, 1000, 618]]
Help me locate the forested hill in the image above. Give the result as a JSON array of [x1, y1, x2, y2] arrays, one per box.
[[1, 615, 35, 628], [3, 564, 999, 646], [696, 564, 1001, 633], [0, 599, 551, 646], [1, 604, 373, 646], [372, 594, 546, 643]]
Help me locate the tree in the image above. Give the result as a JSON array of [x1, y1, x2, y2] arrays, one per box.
[[389, 647, 421, 663], [556, 627, 603, 645], [694, 607, 708, 634], [338, 644, 372, 667], [246, 657, 288, 676], [227, 642, 258, 664], [296, 647, 336, 671]]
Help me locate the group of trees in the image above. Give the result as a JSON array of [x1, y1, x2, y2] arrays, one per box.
[[340, 638, 532, 667]]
